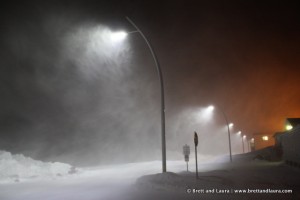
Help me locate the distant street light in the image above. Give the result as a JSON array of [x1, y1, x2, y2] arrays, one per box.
[[237, 131, 244, 153], [250, 138, 255, 152], [208, 105, 233, 163], [286, 124, 293, 131], [247, 139, 251, 152], [123, 17, 167, 173], [242, 135, 246, 153]]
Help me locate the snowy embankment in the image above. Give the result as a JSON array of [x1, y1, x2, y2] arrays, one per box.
[[3, 148, 298, 200], [134, 161, 300, 200], [132, 150, 300, 200], [0, 151, 76, 183]]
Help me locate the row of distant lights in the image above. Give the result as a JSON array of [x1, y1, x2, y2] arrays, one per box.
[[208, 105, 293, 143], [207, 105, 254, 142]]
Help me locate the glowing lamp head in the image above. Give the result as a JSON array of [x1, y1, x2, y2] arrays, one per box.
[[262, 136, 268, 141], [286, 124, 293, 131], [110, 31, 128, 42], [237, 131, 241, 135], [207, 105, 214, 111], [243, 135, 246, 138], [229, 123, 234, 128]]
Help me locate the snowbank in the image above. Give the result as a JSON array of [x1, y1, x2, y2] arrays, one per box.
[[0, 150, 75, 183], [134, 161, 300, 199], [136, 172, 186, 192]]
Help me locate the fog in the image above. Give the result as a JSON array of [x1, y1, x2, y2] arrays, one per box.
[[0, 12, 236, 166], [0, 0, 299, 167], [0, 4, 167, 166]]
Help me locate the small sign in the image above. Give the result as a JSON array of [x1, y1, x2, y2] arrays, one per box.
[[184, 155, 189, 162], [183, 144, 190, 171], [183, 144, 190, 155], [194, 131, 198, 147]]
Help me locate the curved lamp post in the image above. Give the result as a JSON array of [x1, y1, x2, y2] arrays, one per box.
[[126, 17, 167, 173], [222, 111, 233, 163], [237, 131, 243, 153], [242, 135, 246, 153], [209, 105, 233, 162]]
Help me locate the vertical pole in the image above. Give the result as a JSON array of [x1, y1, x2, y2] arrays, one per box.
[[194, 132, 199, 179], [248, 140, 250, 152], [186, 162, 188, 172], [126, 17, 166, 172], [195, 146, 198, 179], [242, 136, 245, 153], [220, 109, 232, 162], [227, 124, 233, 162]]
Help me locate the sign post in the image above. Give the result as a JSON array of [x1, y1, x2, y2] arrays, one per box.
[[183, 144, 190, 171], [194, 131, 199, 179]]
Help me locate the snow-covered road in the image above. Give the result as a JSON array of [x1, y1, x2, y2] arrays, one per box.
[[2, 151, 299, 200], [0, 159, 218, 200], [0, 150, 238, 200]]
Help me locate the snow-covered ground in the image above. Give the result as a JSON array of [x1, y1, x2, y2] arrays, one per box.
[[0, 151, 73, 183], [0, 150, 299, 200], [134, 158, 300, 199], [0, 150, 217, 200]]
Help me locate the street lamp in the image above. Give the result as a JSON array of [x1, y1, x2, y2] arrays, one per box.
[[237, 131, 244, 153], [110, 31, 128, 42], [208, 105, 233, 163], [207, 105, 214, 112], [123, 17, 167, 173], [242, 135, 246, 153], [247, 139, 251, 152]]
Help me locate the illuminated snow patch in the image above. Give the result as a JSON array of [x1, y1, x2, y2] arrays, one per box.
[[0, 151, 75, 183]]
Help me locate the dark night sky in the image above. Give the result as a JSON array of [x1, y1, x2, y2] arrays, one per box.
[[0, 0, 299, 166]]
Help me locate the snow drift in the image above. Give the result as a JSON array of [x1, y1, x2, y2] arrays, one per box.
[[0, 150, 76, 183]]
